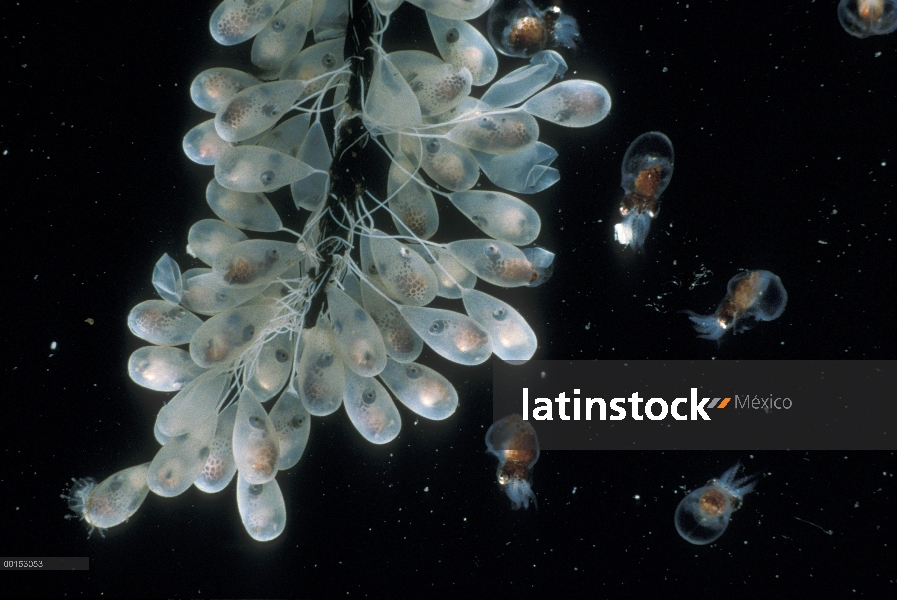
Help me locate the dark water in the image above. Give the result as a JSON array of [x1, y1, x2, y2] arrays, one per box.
[[5, 1, 894, 597]]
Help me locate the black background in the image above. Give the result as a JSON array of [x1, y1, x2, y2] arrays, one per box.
[[3, 0, 895, 597]]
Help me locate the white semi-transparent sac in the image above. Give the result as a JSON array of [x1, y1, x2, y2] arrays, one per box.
[[522, 80, 612, 128], [407, 63, 473, 117], [472, 142, 559, 194], [295, 321, 346, 416], [340, 271, 364, 304], [62, 464, 151, 536], [243, 332, 294, 401], [190, 68, 261, 113], [327, 286, 388, 377], [448, 190, 540, 245], [210, 0, 287, 46], [236, 475, 286, 542], [187, 219, 248, 265], [368, 232, 439, 306], [279, 37, 346, 98], [364, 52, 423, 132], [461, 288, 536, 361], [205, 180, 283, 233], [268, 386, 311, 470], [263, 113, 311, 157], [446, 109, 540, 155], [447, 239, 537, 287], [69, 0, 614, 542], [155, 370, 230, 438], [152, 254, 185, 304], [479, 51, 567, 109], [181, 271, 267, 316], [397, 305, 494, 365], [214, 146, 318, 193], [409, 245, 477, 299], [406, 0, 494, 21], [417, 136, 481, 192], [291, 121, 333, 210], [387, 154, 439, 239], [188, 304, 277, 369], [195, 403, 238, 493], [427, 13, 498, 85], [183, 120, 233, 165], [127, 300, 203, 346], [128, 346, 207, 392], [211, 239, 301, 287], [517, 247, 555, 288], [147, 410, 218, 498], [378, 359, 459, 420], [250, 0, 313, 73], [232, 390, 280, 484], [342, 369, 402, 444], [359, 279, 425, 362]]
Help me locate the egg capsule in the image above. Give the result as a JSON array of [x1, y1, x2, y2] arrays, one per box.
[[62, 464, 151, 537], [426, 12, 499, 86]]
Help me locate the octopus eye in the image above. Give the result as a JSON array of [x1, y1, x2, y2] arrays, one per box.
[[260, 170, 275, 185], [315, 352, 334, 369], [428, 320, 446, 335], [425, 138, 441, 154], [321, 53, 336, 68], [445, 27, 460, 43], [361, 388, 376, 404]]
